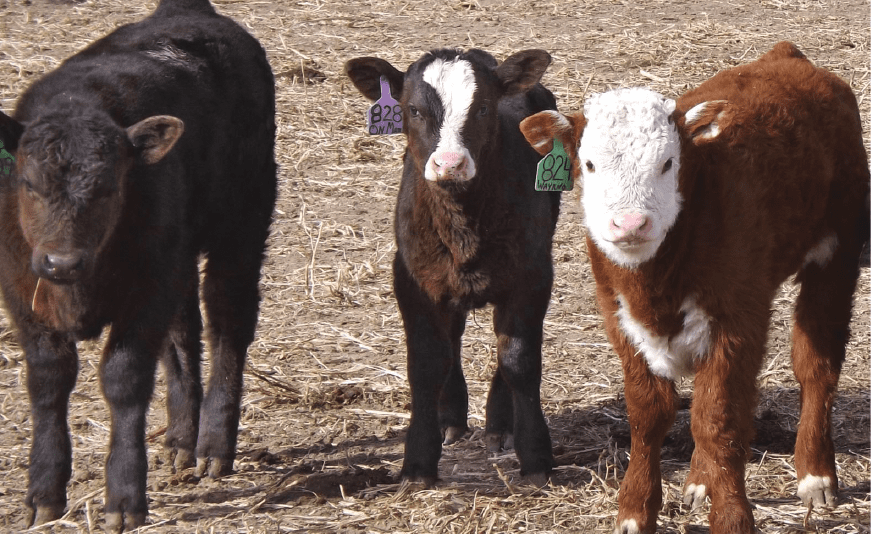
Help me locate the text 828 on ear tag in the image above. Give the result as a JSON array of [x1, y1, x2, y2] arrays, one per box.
[[535, 138, 573, 192], [367, 76, 403, 135]]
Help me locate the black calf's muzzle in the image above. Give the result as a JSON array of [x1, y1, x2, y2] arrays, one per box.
[[33, 250, 85, 283]]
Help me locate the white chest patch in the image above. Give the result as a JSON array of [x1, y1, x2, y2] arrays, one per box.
[[615, 294, 712, 380]]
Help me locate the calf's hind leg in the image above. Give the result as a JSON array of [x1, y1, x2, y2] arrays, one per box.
[[791, 232, 865, 507], [195, 242, 266, 478], [484, 370, 514, 452], [162, 278, 203, 471]]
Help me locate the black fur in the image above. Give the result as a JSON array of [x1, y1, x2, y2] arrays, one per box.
[[0, 0, 276, 530], [346, 49, 560, 484]]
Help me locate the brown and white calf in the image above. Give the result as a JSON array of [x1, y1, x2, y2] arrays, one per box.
[[345, 49, 560, 485], [521, 41, 869, 533]]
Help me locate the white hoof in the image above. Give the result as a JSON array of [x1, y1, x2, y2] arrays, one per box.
[[683, 482, 708, 510], [797, 474, 836, 507]]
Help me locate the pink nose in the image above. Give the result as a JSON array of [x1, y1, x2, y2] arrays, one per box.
[[610, 212, 652, 242], [432, 151, 466, 178]]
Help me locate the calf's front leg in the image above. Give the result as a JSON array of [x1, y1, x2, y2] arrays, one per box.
[[438, 312, 469, 445], [394, 257, 463, 484], [492, 288, 554, 485], [23, 327, 78, 527], [611, 327, 678, 534], [689, 330, 763, 534], [101, 322, 164, 533]]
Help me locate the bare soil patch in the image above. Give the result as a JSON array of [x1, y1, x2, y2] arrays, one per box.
[[0, 0, 868, 532]]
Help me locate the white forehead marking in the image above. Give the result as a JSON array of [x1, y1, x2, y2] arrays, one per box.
[[615, 293, 711, 381], [580, 87, 682, 267], [422, 58, 477, 178], [422, 57, 476, 130]]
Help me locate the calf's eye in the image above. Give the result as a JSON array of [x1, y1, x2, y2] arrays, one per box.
[[22, 180, 39, 196], [585, 161, 595, 173], [478, 105, 489, 117], [408, 105, 420, 118], [662, 158, 673, 174]]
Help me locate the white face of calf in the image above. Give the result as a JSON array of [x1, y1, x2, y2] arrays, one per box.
[[421, 58, 478, 181], [579, 87, 682, 268]]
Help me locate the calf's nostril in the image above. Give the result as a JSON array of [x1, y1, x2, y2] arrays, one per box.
[[436, 152, 463, 170], [42, 252, 84, 279]]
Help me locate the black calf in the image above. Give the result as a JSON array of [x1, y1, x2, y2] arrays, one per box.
[[0, 0, 276, 530]]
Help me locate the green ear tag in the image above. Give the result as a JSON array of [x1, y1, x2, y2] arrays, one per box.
[[0, 140, 14, 177], [534, 138, 572, 191]]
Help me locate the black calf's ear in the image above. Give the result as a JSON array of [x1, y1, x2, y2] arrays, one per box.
[[464, 48, 499, 69], [0, 111, 25, 152], [126, 115, 184, 164], [344, 57, 405, 102], [496, 50, 552, 95]]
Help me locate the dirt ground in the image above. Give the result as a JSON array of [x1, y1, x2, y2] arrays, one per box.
[[0, 0, 869, 532]]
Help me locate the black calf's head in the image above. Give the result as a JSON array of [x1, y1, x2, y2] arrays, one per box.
[[345, 48, 551, 182], [0, 108, 183, 283]]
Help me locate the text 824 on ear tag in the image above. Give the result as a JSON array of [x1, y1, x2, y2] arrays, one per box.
[[535, 138, 573, 191], [367, 76, 403, 135]]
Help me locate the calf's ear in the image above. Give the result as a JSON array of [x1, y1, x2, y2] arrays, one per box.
[[127, 115, 184, 164], [520, 110, 585, 157], [496, 49, 552, 95], [0, 111, 25, 152], [680, 100, 730, 145], [344, 57, 405, 102]]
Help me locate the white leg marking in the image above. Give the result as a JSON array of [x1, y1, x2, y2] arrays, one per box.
[[797, 474, 836, 507], [615, 518, 641, 534], [802, 233, 839, 268], [422, 58, 477, 181], [683, 482, 708, 510]]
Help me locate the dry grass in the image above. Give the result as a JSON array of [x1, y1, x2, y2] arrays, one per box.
[[0, 0, 868, 532]]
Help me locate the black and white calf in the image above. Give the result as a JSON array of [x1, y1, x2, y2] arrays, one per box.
[[345, 49, 561, 485]]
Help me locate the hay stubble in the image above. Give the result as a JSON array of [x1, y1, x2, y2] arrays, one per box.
[[0, 0, 868, 532]]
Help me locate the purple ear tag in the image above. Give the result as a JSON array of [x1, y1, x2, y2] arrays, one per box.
[[366, 76, 403, 135]]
